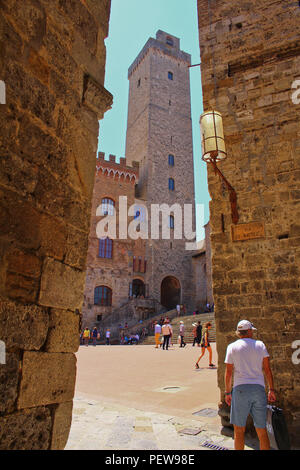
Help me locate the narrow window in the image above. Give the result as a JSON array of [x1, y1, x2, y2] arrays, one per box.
[[168, 154, 174, 166], [169, 215, 175, 229], [138, 256, 142, 273], [137, 78, 141, 87], [94, 286, 112, 306], [166, 37, 173, 46], [99, 238, 113, 259], [101, 198, 115, 216], [168, 71, 173, 81], [168, 178, 175, 191]]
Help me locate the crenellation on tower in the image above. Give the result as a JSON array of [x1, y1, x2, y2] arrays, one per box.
[[95, 152, 139, 183], [128, 31, 191, 79]]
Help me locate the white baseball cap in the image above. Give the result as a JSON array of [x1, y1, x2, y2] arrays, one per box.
[[237, 320, 257, 331]]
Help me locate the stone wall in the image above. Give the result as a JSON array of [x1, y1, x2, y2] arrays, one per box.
[[0, 0, 112, 449], [197, 0, 300, 445]]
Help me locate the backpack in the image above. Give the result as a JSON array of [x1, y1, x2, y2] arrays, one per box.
[[266, 405, 291, 450]]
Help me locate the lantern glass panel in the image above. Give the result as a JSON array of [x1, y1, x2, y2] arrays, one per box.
[[200, 110, 227, 161]]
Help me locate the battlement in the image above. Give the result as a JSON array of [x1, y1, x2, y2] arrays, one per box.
[[96, 152, 139, 183], [128, 30, 191, 78]]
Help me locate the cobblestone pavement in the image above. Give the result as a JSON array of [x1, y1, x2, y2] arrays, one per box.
[[65, 344, 260, 451], [66, 394, 250, 450]]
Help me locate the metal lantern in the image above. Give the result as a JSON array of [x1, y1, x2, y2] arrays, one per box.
[[200, 110, 239, 224], [200, 110, 227, 163]]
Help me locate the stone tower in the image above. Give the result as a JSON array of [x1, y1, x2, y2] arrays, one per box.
[[125, 30, 196, 311]]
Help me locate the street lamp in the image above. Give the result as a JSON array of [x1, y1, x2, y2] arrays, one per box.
[[200, 110, 239, 224]]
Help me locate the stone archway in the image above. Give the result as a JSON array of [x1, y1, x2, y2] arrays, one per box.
[[132, 279, 145, 298], [160, 276, 181, 310], [0, 0, 112, 450]]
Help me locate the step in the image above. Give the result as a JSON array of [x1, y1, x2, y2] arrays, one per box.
[[141, 313, 216, 344]]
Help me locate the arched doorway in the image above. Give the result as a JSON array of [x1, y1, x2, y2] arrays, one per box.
[[132, 279, 145, 298], [161, 276, 181, 310]]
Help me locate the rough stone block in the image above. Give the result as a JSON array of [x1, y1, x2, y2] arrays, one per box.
[[5, 248, 42, 279], [0, 406, 51, 450], [50, 401, 73, 450], [38, 257, 85, 310], [0, 297, 49, 350], [5, 272, 39, 303], [0, 352, 20, 414], [18, 351, 76, 409], [44, 309, 80, 353]]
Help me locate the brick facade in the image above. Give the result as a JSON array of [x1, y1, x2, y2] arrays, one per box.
[[82, 153, 149, 327]]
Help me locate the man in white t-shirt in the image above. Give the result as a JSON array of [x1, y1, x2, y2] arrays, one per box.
[[105, 329, 111, 345], [224, 320, 276, 450]]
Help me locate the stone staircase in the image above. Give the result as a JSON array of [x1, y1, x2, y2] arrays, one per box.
[[141, 312, 216, 345]]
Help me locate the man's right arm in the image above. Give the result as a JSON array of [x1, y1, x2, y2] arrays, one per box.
[[263, 356, 276, 402]]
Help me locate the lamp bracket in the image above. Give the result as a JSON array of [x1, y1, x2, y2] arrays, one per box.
[[209, 156, 239, 225]]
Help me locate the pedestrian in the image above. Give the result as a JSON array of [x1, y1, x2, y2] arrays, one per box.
[[105, 329, 111, 345], [195, 322, 215, 368], [162, 319, 172, 350], [196, 321, 202, 347], [179, 321, 186, 347], [92, 327, 98, 346], [224, 320, 276, 450], [154, 321, 162, 349], [192, 323, 198, 346], [176, 304, 181, 316], [83, 327, 90, 346]]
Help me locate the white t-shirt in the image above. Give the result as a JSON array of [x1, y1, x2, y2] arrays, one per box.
[[162, 323, 172, 336], [155, 324, 162, 334], [106, 331, 110, 338], [224, 338, 269, 388]]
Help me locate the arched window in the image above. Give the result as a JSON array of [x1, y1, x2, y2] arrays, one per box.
[[134, 204, 146, 221], [168, 178, 175, 191], [98, 237, 113, 259], [94, 286, 112, 306], [169, 215, 175, 229], [166, 37, 174, 46], [168, 154, 174, 166], [101, 198, 115, 216]]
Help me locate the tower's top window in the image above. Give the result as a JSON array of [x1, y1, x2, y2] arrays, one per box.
[[168, 71, 173, 81], [166, 37, 174, 46]]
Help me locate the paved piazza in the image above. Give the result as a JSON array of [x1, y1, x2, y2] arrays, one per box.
[[66, 343, 259, 450]]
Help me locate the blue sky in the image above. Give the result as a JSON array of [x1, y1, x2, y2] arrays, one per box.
[[97, 0, 210, 240]]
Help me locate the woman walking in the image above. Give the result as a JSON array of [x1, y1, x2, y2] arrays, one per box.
[[195, 322, 215, 368], [162, 319, 172, 350]]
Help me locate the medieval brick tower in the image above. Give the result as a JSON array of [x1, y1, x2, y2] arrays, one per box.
[[125, 30, 196, 311]]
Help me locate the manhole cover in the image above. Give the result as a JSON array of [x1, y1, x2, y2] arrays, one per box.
[[179, 428, 203, 436], [154, 385, 187, 394], [193, 408, 218, 418]]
